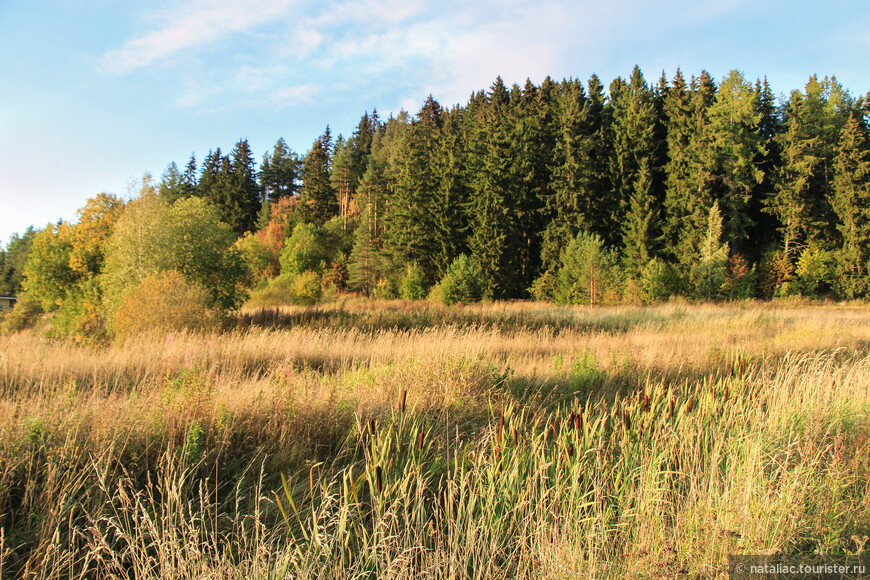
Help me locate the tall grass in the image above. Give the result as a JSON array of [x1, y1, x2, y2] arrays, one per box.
[[0, 301, 869, 578]]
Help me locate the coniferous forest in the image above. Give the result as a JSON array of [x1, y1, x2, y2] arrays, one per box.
[[3, 66, 870, 338]]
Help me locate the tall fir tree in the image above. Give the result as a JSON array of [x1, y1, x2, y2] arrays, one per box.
[[260, 138, 301, 203], [705, 70, 765, 255], [299, 127, 338, 226], [831, 109, 870, 295]]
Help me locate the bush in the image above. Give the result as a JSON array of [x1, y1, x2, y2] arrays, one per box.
[[290, 270, 322, 306], [50, 279, 108, 344], [555, 231, 621, 305], [399, 264, 427, 300], [0, 294, 43, 333], [794, 244, 835, 298], [640, 258, 679, 303], [437, 255, 482, 305], [111, 270, 219, 340]]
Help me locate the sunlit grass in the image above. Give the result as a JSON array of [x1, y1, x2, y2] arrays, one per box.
[[1, 300, 869, 578]]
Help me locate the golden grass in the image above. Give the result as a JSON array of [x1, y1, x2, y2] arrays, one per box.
[[0, 299, 868, 578]]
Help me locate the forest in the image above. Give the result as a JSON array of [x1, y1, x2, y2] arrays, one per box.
[[2, 66, 869, 339]]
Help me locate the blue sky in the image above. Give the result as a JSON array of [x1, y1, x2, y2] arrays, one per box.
[[1, 0, 868, 245]]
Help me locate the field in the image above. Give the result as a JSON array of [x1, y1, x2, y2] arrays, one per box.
[[1, 299, 869, 578]]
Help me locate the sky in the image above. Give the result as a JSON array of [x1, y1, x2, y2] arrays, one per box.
[[1, 0, 868, 245]]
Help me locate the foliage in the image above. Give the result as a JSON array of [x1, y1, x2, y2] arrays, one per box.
[[111, 270, 219, 340], [0, 293, 43, 333], [289, 270, 322, 306], [640, 257, 680, 303], [436, 254, 482, 305], [102, 192, 247, 314], [690, 202, 729, 300], [554, 231, 620, 305], [399, 263, 427, 300], [0, 227, 38, 295], [794, 243, 836, 298], [279, 223, 329, 277]]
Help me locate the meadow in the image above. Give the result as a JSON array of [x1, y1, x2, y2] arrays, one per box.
[[1, 299, 869, 578]]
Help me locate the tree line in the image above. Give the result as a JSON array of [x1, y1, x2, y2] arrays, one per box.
[[2, 66, 870, 339]]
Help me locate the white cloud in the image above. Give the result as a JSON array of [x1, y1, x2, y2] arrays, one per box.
[[98, 0, 299, 74]]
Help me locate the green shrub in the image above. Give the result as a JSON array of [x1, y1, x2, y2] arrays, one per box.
[[290, 270, 322, 305], [795, 244, 835, 298], [555, 231, 621, 305], [399, 264, 427, 300], [640, 258, 679, 303], [0, 294, 43, 333], [438, 255, 482, 305]]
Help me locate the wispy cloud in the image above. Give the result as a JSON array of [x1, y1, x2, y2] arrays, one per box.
[[98, 0, 298, 74], [98, 0, 759, 114]]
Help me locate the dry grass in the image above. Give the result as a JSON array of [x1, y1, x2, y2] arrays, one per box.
[[0, 299, 869, 578]]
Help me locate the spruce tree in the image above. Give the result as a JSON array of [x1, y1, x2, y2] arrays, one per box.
[[831, 110, 870, 296], [705, 70, 765, 255], [260, 138, 301, 203], [299, 127, 338, 226]]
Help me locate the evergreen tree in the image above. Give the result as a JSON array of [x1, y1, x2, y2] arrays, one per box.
[[225, 139, 261, 235], [158, 162, 184, 204], [705, 70, 765, 254], [608, 66, 661, 275], [299, 127, 337, 226], [831, 110, 870, 296], [260, 138, 301, 203]]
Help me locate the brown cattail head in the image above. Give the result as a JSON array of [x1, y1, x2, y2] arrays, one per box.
[[513, 428, 518, 446], [643, 394, 650, 413], [687, 397, 694, 413], [639, 419, 644, 437], [495, 446, 501, 460], [400, 390, 407, 414], [375, 465, 383, 494], [674, 455, 680, 472], [724, 383, 729, 400], [740, 357, 746, 376], [567, 443, 574, 457], [623, 409, 631, 430], [417, 431, 424, 451], [669, 398, 675, 418], [567, 411, 575, 430], [552, 419, 558, 441], [369, 418, 376, 436], [575, 413, 582, 432]]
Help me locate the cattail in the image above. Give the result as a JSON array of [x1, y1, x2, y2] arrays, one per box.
[[674, 455, 680, 472], [669, 398, 675, 418], [740, 357, 746, 376], [375, 465, 383, 494], [724, 383, 729, 400], [687, 397, 694, 413], [512, 428, 518, 446], [417, 431, 424, 451], [369, 418, 376, 436], [567, 411, 575, 430], [567, 443, 574, 457], [400, 389, 407, 414], [574, 412, 582, 432], [639, 419, 644, 438], [495, 446, 501, 460], [498, 415, 505, 444], [623, 409, 631, 430], [643, 393, 650, 413]]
